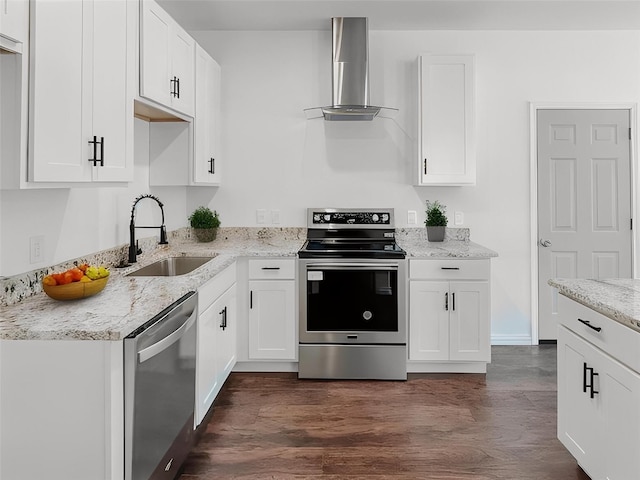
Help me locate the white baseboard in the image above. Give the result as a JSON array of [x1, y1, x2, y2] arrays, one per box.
[[233, 361, 298, 373], [491, 334, 534, 345]]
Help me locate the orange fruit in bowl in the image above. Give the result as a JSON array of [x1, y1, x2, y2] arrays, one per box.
[[69, 268, 84, 282]]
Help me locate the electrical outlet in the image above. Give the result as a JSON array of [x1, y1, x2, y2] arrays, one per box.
[[256, 209, 267, 224], [407, 210, 417, 225], [30, 236, 44, 264], [454, 211, 464, 226], [271, 210, 281, 224]]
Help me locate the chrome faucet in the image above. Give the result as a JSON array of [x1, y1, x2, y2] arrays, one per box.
[[129, 194, 168, 263]]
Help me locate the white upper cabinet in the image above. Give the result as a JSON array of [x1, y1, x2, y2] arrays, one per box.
[[194, 45, 222, 185], [418, 54, 476, 186], [140, 0, 195, 117], [0, 0, 28, 47], [28, 0, 135, 183]]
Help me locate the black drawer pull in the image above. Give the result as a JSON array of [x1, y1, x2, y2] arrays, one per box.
[[578, 318, 602, 332], [261, 267, 280, 270], [441, 267, 460, 270]]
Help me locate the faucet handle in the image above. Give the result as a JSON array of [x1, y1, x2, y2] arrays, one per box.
[[136, 240, 142, 255], [159, 226, 168, 245]]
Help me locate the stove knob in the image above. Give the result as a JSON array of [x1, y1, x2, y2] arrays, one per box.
[[324, 214, 331, 222], [372, 214, 379, 223], [382, 214, 389, 222], [313, 214, 320, 222]]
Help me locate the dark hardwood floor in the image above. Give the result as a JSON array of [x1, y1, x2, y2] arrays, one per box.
[[180, 346, 591, 479]]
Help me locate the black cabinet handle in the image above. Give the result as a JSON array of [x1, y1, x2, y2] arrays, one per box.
[[208, 157, 215, 174], [261, 267, 280, 271], [250, 291, 253, 309], [452, 292, 455, 311], [423, 158, 427, 175], [583, 363, 600, 399], [441, 267, 460, 270], [445, 292, 449, 311], [219, 306, 227, 330], [170, 76, 179, 97], [88, 136, 104, 166], [590, 371, 599, 399], [578, 318, 602, 333]]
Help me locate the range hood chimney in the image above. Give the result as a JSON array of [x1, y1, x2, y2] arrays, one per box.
[[304, 17, 397, 121]]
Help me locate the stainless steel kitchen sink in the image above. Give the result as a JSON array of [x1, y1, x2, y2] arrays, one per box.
[[126, 256, 216, 277]]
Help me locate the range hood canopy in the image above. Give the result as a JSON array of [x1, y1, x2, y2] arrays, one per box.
[[304, 17, 398, 121]]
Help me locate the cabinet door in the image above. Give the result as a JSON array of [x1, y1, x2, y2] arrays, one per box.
[[449, 281, 490, 361], [409, 281, 449, 361], [248, 280, 296, 360], [194, 46, 221, 185], [91, 0, 133, 182], [29, 0, 87, 182], [557, 326, 603, 479], [140, 0, 172, 107], [418, 54, 475, 186], [216, 285, 237, 385], [0, 0, 28, 44], [599, 345, 640, 479], [170, 23, 195, 116], [196, 293, 223, 425]]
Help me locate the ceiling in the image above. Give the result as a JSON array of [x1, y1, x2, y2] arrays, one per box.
[[157, 0, 640, 31]]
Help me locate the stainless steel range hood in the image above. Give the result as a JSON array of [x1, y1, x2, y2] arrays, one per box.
[[304, 17, 397, 121]]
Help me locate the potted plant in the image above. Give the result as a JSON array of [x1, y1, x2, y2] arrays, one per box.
[[425, 200, 448, 242], [188, 206, 220, 243]]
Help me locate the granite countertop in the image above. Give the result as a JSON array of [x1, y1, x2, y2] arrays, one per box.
[[0, 227, 497, 341], [549, 278, 640, 333], [0, 235, 304, 341]]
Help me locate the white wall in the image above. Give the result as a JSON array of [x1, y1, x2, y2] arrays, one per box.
[[0, 119, 188, 277], [2, 28, 639, 343], [192, 29, 640, 343]]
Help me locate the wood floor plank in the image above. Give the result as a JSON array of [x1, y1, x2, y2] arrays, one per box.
[[181, 346, 590, 479]]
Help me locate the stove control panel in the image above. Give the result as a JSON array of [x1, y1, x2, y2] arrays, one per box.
[[310, 209, 392, 227]]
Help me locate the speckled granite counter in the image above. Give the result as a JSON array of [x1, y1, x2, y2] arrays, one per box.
[[396, 228, 498, 258], [549, 278, 640, 333], [0, 232, 304, 341], [0, 226, 496, 341]]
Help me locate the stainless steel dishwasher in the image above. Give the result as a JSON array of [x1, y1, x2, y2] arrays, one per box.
[[124, 291, 198, 480]]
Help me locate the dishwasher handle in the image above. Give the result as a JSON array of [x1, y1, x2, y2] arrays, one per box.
[[138, 309, 196, 363]]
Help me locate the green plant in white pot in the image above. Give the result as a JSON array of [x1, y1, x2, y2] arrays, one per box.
[[425, 200, 447, 242], [188, 206, 220, 243]]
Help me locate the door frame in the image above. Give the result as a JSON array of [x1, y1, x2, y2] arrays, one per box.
[[529, 102, 638, 344]]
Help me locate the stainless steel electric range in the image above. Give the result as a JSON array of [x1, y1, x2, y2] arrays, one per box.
[[298, 208, 407, 380]]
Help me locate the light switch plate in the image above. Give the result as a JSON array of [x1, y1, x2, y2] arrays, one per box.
[[30, 235, 44, 264], [271, 210, 281, 224], [454, 211, 464, 226], [256, 209, 267, 224], [407, 210, 417, 225]]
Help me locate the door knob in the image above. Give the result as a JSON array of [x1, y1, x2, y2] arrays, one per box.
[[539, 239, 552, 248]]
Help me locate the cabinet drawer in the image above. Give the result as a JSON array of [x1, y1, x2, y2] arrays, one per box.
[[410, 259, 489, 280], [249, 258, 295, 280], [558, 295, 640, 374], [198, 263, 236, 311]]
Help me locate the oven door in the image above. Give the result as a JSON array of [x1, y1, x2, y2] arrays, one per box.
[[299, 259, 407, 345]]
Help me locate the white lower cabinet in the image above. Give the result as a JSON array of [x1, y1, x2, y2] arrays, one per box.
[[0, 340, 123, 480], [196, 263, 237, 426], [557, 297, 640, 480], [408, 259, 491, 371], [247, 259, 296, 361]]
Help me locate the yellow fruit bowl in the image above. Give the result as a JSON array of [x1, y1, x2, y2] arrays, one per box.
[[43, 277, 109, 301]]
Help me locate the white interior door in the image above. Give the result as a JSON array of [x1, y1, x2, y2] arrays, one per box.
[[537, 109, 632, 340]]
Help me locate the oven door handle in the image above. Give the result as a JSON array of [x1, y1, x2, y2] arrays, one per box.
[[306, 263, 399, 270]]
